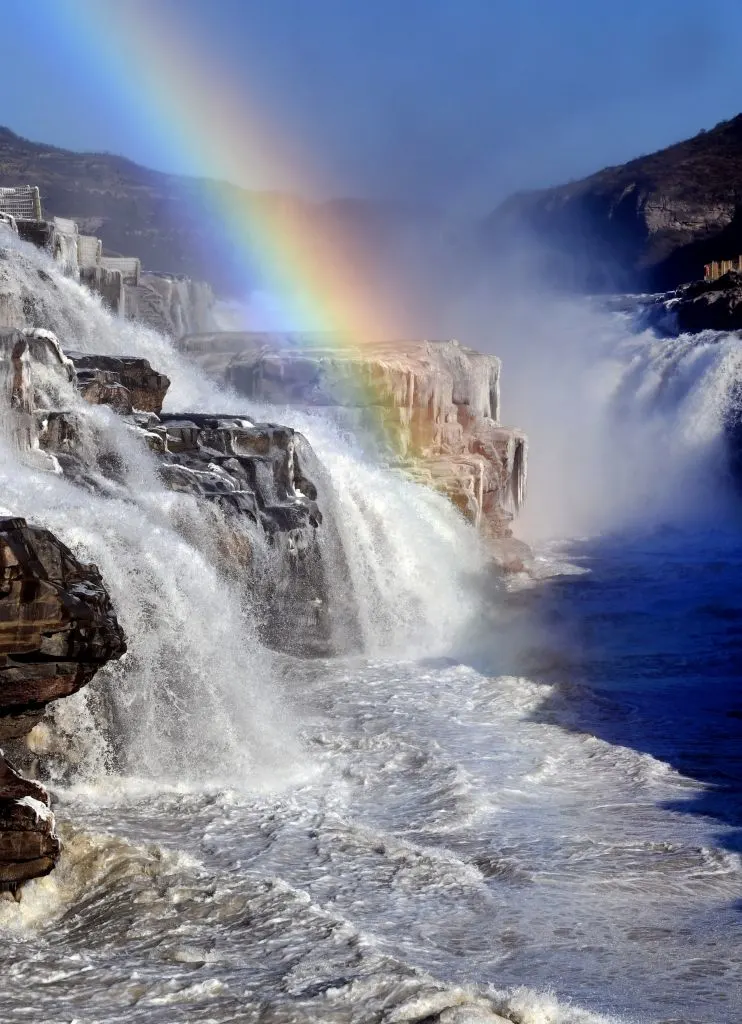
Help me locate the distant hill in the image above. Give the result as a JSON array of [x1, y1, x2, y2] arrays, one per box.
[[485, 114, 742, 292], [0, 127, 404, 296]]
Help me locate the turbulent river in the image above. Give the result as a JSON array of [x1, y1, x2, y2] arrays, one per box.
[[0, 247, 741, 1024]]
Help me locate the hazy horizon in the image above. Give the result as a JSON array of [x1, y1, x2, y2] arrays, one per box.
[[2, 0, 742, 214]]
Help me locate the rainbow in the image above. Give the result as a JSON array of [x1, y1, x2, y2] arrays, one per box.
[[56, 0, 395, 343]]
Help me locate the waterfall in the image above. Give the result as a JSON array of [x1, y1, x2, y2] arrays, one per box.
[[465, 295, 742, 541], [290, 414, 482, 655], [586, 322, 742, 530], [0, 232, 483, 785]]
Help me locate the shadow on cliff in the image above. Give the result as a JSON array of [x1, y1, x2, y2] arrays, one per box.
[[652, 206, 742, 292], [512, 526, 742, 882]]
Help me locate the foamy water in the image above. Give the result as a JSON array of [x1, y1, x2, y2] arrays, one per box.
[[0, 238, 740, 1022]]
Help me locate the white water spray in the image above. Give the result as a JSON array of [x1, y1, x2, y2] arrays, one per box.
[[0, 233, 483, 783], [433, 289, 742, 539]]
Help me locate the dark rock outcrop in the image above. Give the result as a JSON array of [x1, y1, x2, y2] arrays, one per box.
[[0, 516, 125, 889], [0, 758, 58, 889], [67, 352, 171, 414], [0, 517, 126, 718], [5, 328, 337, 654], [486, 113, 742, 292], [153, 413, 331, 650], [640, 270, 742, 336]]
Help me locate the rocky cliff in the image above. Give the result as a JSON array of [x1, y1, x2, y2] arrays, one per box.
[[0, 218, 215, 339], [0, 127, 403, 298], [180, 332, 528, 567], [486, 114, 742, 292], [123, 274, 216, 338], [0, 516, 125, 890], [1, 327, 343, 657], [0, 285, 373, 889], [638, 270, 742, 336]]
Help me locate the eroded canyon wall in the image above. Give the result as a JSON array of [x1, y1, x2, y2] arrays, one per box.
[[181, 332, 528, 565]]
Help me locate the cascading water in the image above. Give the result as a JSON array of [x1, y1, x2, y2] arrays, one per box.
[[3, 235, 742, 1024], [0, 233, 490, 774], [448, 294, 742, 541]]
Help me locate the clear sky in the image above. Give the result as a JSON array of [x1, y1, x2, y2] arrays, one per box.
[[2, 0, 742, 211]]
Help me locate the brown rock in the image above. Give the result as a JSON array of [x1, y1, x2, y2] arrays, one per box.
[[0, 757, 58, 890], [0, 515, 126, 889], [179, 333, 528, 551], [0, 517, 127, 717], [67, 352, 170, 414]]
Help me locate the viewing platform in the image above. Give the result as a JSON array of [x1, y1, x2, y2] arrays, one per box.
[[704, 256, 742, 282]]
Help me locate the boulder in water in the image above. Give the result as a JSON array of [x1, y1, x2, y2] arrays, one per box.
[[67, 351, 171, 414], [0, 516, 126, 719], [0, 757, 59, 890], [0, 516, 125, 890]]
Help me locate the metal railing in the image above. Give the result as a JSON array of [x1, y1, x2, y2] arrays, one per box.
[[0, 186, 42, 221]]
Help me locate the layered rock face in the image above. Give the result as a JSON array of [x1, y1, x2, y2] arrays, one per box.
[[0, 516, 125, 889], [486, 113, 742, 292], [123, 273, 215, 338], [1, 328, 336, 656], [181, 333, 528, 563], [69, 351, 171, 414], [0, 517, 125, 719], [154, 412, 331, 651]]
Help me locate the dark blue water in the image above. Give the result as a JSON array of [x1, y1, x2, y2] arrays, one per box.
[[538, 529, 742, 857], [504, 527, 741, 1022]]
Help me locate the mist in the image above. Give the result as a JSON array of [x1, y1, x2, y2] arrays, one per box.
[[17, 0, 740, 544], [400, 234, 742, 540], [222, 216, 742, 544]]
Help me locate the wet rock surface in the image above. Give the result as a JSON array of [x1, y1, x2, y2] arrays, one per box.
[[67, 351, 171, 414], [0, 516, 125, 888], [12, 337, 339, 656], [0, 756, 59, 889], [152, 412, 331, 652], [123, 273, 215, 338], [181, 332, 528, 555], [0, 517, 126, 716], [641, 270, 742, 335]]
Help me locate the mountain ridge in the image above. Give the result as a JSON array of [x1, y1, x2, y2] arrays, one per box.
[[0, 126, 402, 295], [486, 114, 742, 291]]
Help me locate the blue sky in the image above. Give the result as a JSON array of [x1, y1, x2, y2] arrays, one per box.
[[2, 0, 742, 211]]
